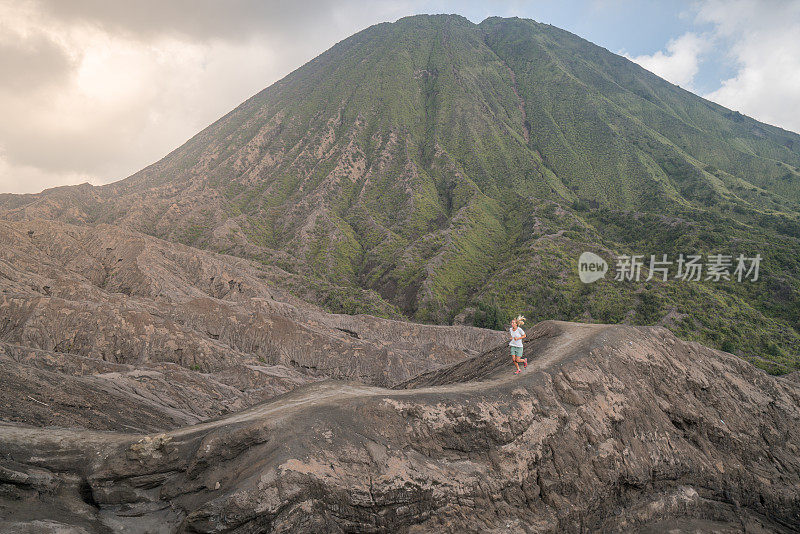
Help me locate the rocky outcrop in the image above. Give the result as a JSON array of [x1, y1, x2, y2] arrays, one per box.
[[0, 342, 296, 432], [0, 219, 504, 431], [2, 321, 798, 532]]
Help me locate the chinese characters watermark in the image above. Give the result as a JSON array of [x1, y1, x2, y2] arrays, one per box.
[[578, 252, 761, 283]]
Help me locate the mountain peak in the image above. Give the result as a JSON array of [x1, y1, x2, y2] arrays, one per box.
[[394, 12, 475, 25], [1, 14, 798, 366]]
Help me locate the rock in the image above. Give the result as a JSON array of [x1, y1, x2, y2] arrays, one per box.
[[0, 219, 504, 431], [1, 321, 797, 532]]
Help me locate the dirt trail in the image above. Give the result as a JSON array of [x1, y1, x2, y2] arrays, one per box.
[[165, 321, 612, 437], [501, 320, 607, 373], [0, 321, 610, 446]]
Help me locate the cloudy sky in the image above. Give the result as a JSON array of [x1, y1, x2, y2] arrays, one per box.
[[1, 0, 798, 194]]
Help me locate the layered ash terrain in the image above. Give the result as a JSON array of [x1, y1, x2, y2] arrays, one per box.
[[0, 219, 503, 432], [1, 320, 798, 533], [1, 12, 799, 534], [0, 212, 798, 533]]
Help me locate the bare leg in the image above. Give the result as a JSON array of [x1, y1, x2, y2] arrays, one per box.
[[512, 356, 520, 371]]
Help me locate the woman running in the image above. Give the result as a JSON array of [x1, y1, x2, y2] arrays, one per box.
[[509, 315, 527, 374]]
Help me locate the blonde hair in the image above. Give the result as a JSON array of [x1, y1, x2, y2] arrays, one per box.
[[513, 315, 525, 326]]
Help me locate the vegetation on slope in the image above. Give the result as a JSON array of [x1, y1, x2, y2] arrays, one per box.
[[2, 15, 798, 373]]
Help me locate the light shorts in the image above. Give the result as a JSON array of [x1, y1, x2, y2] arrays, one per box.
[[510, 346, 523, 358]]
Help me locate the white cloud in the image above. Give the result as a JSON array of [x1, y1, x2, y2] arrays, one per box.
[[623, 1, 800, 134], [623, 32, 709, 90], [0, 156, 96, 194], [697, 0, 800, 134], [0, 0, 417, 193], [1, 0, 798, 194]]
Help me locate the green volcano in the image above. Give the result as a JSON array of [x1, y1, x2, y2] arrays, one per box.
[[3, 15, 799, 372]]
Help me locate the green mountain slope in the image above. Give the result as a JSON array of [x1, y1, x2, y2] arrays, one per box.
[[2, 14, 798, 372]]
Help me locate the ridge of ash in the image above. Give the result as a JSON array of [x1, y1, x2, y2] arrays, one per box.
[[1, 320, 798, 533]]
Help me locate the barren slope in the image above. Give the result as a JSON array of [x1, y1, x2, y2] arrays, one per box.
[[0, 218, 503, 431], [1, 321, 798, 533]]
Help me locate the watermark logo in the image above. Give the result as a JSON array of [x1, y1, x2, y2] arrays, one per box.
[[578, 251, 608, 283], [578, 252, 761, 283]]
